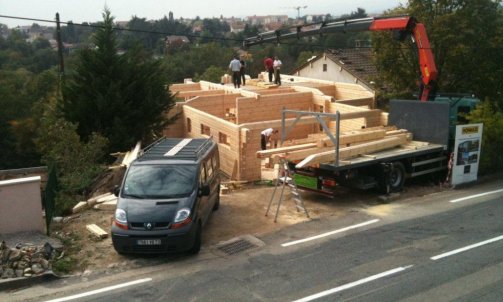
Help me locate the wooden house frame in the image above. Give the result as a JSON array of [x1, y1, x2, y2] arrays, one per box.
[[164, 74, 381, 181]]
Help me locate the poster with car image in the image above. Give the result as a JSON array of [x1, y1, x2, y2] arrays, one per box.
[[452, 123, 483, 186]]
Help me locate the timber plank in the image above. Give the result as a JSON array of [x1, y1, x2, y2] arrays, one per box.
[[86, 224, 108, 239], [295, 134, 409, 168]]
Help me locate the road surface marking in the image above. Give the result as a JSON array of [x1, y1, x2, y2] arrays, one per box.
[[450, 188, 503, 203], [282, 219, 379, 247], [292, 265, 413, 302], [45, 278, 152, 302], [431, 235, 503, 260]]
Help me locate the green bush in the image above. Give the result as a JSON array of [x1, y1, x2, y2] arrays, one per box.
[[35, 100, 109, 215], [467, 99, 503, 174]]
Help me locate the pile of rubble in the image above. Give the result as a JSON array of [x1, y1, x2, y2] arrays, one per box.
[[0, 241, 59, 279]]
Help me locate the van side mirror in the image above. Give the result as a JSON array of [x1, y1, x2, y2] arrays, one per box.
[[200, 184, 210, 196], [113, 185, 120, 197]]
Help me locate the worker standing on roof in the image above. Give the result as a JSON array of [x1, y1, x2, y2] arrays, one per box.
[[240, 57, 246, 86], [273, 56, 282, 86], [264, 56, 274, 83], [261, 128, 279, 150], [229, 55, 242, 88]]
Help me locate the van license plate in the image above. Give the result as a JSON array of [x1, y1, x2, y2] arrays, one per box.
[[137, 239, 161, 245]]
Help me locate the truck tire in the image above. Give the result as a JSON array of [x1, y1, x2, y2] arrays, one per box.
[[389, 162, 406, 192]]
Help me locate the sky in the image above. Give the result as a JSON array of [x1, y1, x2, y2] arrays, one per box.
[[0, 0, 406, 28]]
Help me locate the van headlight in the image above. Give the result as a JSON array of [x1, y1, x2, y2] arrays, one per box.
[[114, 208, 128, 230], [172, 208, 192, 229]]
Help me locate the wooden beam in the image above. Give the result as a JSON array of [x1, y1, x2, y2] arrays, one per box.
[[86, 224, 108, 239], [295, 134, 409, 168], [257, 143, 318, 158], [319, 129, 386, 147]]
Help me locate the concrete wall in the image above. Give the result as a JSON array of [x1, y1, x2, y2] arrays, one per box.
[[0, 176, 44, 235]]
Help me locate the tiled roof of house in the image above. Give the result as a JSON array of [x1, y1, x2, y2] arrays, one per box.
[[326, 48, 377, 86], [293, 48, 378, 89]]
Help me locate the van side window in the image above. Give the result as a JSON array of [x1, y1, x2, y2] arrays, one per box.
[[206, 158, 213, 179], [212, 152, 219, 171], [199, 166, 207, 185]]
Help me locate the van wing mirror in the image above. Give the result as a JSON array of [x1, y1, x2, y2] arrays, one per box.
[[200, 184, 210, 196], [113, 185, 120, 197]]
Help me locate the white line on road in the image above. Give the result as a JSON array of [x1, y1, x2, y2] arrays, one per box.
[[431, 235, 503, 260], [449, 188, 503, 203], [282, 219, 380, 247], [291, 265, 413, 302], [45, 278, 152, 302]]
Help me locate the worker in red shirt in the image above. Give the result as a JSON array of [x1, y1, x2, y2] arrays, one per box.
[[263, 57, 274, 83]]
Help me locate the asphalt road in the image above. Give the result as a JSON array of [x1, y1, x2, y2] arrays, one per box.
[[6, 180, 503, 302]]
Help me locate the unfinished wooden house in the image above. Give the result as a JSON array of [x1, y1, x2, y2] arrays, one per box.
[[163, 73, 387, 181]]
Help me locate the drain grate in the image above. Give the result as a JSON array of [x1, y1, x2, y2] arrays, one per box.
[[217, 238, 258, 255]]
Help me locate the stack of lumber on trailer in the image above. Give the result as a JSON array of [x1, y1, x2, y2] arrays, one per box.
[[257, 126, 421, 169]]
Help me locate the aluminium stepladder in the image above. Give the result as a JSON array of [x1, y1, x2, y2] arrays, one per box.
[[266, 157, 310, 222]]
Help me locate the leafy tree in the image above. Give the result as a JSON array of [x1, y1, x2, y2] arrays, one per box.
[[195, 65, 227, 83], [163, 42, 234, 83], [35, 96, 108, 214], [61, 9, 176, 152], [296, 51, 317, 68], [372, 0, 503, 101]]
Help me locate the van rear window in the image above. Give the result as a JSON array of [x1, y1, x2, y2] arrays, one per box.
[[122, 164, 197, 199]]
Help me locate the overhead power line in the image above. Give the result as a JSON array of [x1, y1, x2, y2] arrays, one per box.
[[1, 14, 501, 51], [0, 14, 243, 43]]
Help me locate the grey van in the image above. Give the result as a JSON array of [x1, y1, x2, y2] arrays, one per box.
[[111, 138, 220, 254]]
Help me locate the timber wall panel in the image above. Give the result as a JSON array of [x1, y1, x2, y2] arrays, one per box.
[[334, 82, 374, 100], [184, 94, 241, 118], [315, 85, 336, 97], [326, 102, 383, 132], [169, 83, 201, 92], [236, 92, 313, 124], [183, 106, 241, 178]]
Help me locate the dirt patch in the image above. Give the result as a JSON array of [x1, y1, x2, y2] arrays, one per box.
[[53, 180, 449, 273]]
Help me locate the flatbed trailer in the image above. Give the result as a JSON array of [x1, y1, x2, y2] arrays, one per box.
[[291, 141, 447, 196]]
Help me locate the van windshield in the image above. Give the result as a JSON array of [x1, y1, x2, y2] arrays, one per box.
[[122, 164, 197, 199]]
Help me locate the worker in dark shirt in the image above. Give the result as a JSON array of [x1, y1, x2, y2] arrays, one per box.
[[240, 58, 246, 86]]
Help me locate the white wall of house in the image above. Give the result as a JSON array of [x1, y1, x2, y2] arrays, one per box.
[[0, 176, 44, 235], [295, 55, 373, 92]]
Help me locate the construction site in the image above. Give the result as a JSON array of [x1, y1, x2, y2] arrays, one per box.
[[164, 72, 431, 185]]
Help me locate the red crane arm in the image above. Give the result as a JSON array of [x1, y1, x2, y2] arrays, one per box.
[[243, 16, 438, 101], [370, 17, 438, 101]]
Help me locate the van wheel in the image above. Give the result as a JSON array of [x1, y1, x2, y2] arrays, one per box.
[[189, 222, 201, 254], [213, 185, 220, 211]]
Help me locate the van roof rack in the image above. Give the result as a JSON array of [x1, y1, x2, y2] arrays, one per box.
[[138, 138, 213, 162]]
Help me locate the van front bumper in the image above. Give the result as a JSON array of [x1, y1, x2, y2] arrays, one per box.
[[111, 222, 197, 254]]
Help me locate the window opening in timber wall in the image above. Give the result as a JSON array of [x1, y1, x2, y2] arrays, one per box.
[[201, 124, 211, 136], [219, 132, 230, 146]]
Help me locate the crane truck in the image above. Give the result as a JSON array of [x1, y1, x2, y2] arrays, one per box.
[[244, 16, 480, 194]]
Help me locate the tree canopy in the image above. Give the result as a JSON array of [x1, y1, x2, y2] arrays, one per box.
[[60, 9, 176, 152], [372, 0, 503, 102]]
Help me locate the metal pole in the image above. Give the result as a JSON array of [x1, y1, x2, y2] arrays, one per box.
[[281, 107, 286, 145], [55, 13, 65, 75], [335, 111, 340, 166]]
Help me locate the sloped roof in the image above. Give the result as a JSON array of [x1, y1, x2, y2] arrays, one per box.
[[326, 48, 377, 84], [294, 48, 378, 88]]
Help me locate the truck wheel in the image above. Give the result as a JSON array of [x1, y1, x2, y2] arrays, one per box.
[[389, 162, 406, 192]]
